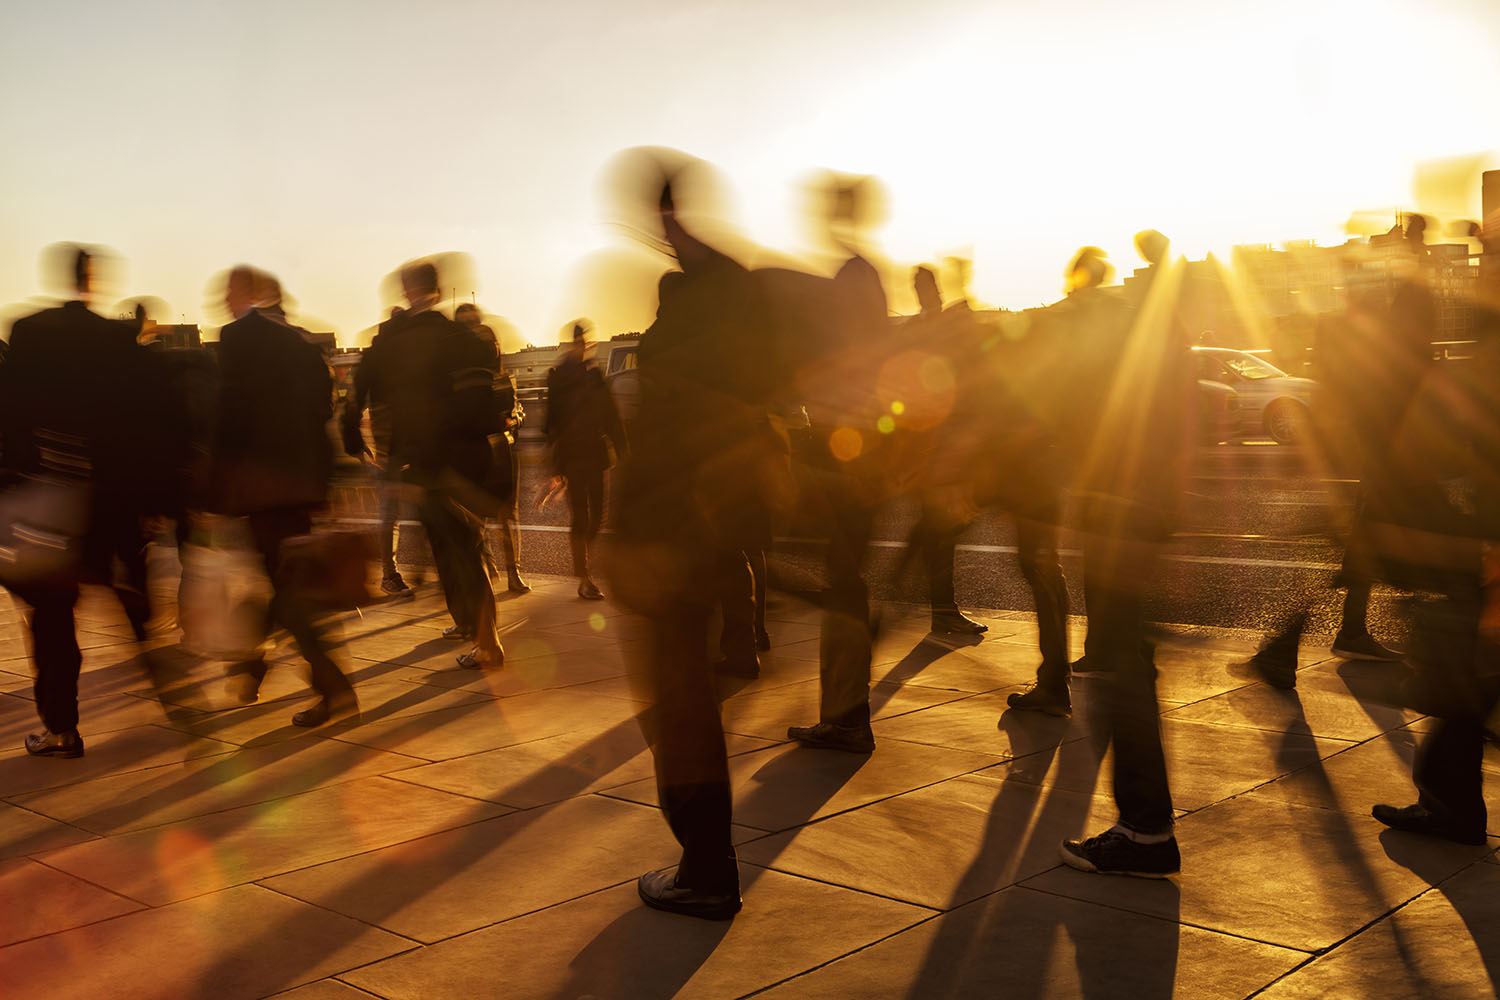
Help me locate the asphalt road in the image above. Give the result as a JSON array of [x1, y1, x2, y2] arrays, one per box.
[[466, 438, 1406, 644]]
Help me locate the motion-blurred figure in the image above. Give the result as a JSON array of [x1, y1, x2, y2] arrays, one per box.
[[610, 181, 775, 919], [345, 261, 504, 668], [456, 303, 529, 594], [546, 322, 626, 600], [1, 246, 178, 756], [214, 265, 355, 726], [1045, 244, 1192, 878]]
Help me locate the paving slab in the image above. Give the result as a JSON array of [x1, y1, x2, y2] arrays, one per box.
[[0, 725, 236, 798], [753, 884, 1306, 1000], [0, 802, 98, 859], [1023, 795, 1495, 952], [740, 772, 1118, 910], [35, 775, 508, 906], [998, 712, 1353, 811], [1258, 861, 1500, 999], [1164, 658, 1423, 743], [719, 678, 971, 743], [327, 685, 642, 760], [13, 738, 424, 835], [268, 981, 381, 999], [263, 794, 679, 943], [604, 738, 1003, 832], [0, 883, 413, 1000], [405, 644, 628, 699], [0, 858, 144, 946], [1243, 729, 1500, 836], [341, 867, 931, 1000], [873, 688, 1086, 759], [870, 635, 1049, 694], [390, 723, 773, 809]]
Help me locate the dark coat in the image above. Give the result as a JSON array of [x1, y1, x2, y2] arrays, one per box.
[[213, 309, 332, 514], [545, 354, 626, 475], [349, 308, 501, 487]]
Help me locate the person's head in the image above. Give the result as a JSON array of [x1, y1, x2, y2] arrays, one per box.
[[72, 247, 92, 297], [1134, 229, 1169, 268], [455, 302, 481, 329], [568, 320, 590, 359], [913, 266, 942, 314], [400, 260, 440, 310], [252, 270, 282, 309], [225, 265, 257, 319], [1065, 246, 1112, 295]]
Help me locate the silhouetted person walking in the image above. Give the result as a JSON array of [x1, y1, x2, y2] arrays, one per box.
[[546, 323, 626, 600], [1, 246, 176, 756], [214, 266, 355, 727], [1047, 245, 1192, 878], [611, 182, 774, 919]]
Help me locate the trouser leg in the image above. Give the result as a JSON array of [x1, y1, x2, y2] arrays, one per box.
[[1083, 530, 1173, 836], [820, 478, 875, 729], [18, 579, 83, 734], [247, 508, 352, 702], [718, 549, 756, 661], [634, 590, 737, 892], [420, 491, 500, 656], [1015, 510, 1070, 689]]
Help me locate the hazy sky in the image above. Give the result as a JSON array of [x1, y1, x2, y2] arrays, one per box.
[[2, 0, 1496, 345]]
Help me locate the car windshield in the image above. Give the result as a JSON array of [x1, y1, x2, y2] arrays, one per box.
[[1221, 354, 1285, 380]]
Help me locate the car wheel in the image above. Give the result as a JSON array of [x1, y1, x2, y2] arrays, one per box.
[[1265, 399, 1308, 444]]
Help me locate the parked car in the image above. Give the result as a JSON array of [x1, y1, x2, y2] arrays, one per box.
[[1193, 347, 1315, 444]]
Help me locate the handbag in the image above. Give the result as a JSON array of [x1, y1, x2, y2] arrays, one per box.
[[0, 474, 90, 586], [277, 530, 378, 610]]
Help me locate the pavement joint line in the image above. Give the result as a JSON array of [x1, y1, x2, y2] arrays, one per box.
[[1013, 881, 1321, 959], [734, 857, 947, 915], [734, 907, 950, 999], [326, 979, 390, 1000], [253, 879, 429, 949]]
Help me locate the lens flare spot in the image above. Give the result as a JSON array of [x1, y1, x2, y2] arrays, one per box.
[[589, 612, 606, 632], [876, 415, 896, 434], [919, 355, 955, 394], [890, 400, 905, 415], [829, 427, 864, 462]]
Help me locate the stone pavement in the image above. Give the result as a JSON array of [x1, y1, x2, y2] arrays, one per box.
[[1, 560, 1497, 999]]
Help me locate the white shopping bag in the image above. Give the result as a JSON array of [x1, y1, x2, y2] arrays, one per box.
[[177, 516, 271, 662]]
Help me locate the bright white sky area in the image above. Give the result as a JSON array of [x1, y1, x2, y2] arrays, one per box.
[[2, 0, 1496, 346]]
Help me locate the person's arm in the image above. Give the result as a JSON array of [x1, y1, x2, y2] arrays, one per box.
[[597, 369, 628, 460]]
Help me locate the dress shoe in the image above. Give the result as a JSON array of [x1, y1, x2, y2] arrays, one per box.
[[441, 625, 472, 641], [292, 692, 357, 728], [931, 610, 988, 635], [1372, 802, 1484, 845], [1006, 684, 1071, 717], [637, 868, 741, 920], [24, 729, 84, 758], [578, 581, 605, 601], [457, 647, 505, 670], [506, 571, 532, 594], [787, 721, 875, 753]]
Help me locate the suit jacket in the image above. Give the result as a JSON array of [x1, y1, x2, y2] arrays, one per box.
[[545, 356, 626, 474], [213, 309, 332, 513]]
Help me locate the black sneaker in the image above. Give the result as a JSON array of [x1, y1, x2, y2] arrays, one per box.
[[637, 868, 742, 920], [787, 721, 875, 754], [1006, 684, 1071, 717], [1060, 828, 1180, 878], [24, 729, 85, 758], [931, 611, 988, 635], [1332, 632, 1403, 662], [380, 573, 414, 600], [1372, 802, 1484, 846]]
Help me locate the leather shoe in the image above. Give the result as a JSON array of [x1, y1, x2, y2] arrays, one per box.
[[578, 581, 605, 601], [441, 625, 472, 641], [506, 573, 532, 594], [25, 729, 84, 758], [292, 692, 358, 728], [787, 721, 875, 753], [931, 611, 988, 635], [637, 868, 741, 920], [754, 628, 771, 651], [1372, 802, 1484, 846]]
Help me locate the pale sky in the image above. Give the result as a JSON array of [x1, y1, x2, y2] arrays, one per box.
[[2, 0, 1497, 346]]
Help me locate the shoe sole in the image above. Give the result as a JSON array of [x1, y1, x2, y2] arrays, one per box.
[[637, 885, 742, 920], [1058, 843, 1176, 878]]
